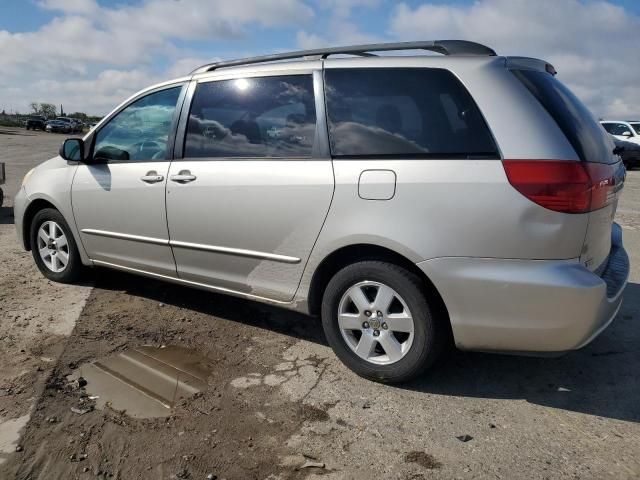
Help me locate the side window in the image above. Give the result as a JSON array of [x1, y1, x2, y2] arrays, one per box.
[[93, 86, 182, 162], [184, 75, 316, 158], [611, 123, 631, 136], [324, 68, 498, 157], [601, 123, 615, 134]]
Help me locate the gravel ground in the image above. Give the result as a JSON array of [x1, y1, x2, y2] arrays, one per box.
[[0, 126, 638, 479]]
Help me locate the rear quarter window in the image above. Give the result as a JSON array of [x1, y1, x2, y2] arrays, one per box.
[[512, 69, 615, 164], [324, 68, 499, 158]]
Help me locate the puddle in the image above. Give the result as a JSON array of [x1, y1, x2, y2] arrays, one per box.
[[70, 346, 213, 418], [0, 414, 30, 464]]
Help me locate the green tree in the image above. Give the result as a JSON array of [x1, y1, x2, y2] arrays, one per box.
[[40, 103, 57, 119]]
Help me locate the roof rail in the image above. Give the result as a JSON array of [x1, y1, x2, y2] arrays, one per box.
[[191, 40, 497, 74]]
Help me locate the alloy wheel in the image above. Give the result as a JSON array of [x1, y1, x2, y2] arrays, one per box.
[[37, 221, 70, 273], [337, 281, 415, 365]]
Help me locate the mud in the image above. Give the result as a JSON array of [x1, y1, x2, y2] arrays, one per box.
[[70, 346, 214, 419], [0, 216, 91, 464], [0, 269, 329, 479], [404, 451, 442, 470]]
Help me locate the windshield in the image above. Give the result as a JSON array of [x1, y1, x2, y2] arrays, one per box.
[[631, 123, 640, 135]]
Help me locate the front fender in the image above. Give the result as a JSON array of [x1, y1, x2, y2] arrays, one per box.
[[21, 158, 90, 265]]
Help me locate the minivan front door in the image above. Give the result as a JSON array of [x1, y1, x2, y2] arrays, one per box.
[[72, 85, 184, 276], [166, 72, 333, 301]]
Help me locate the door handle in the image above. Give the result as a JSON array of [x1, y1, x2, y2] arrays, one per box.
[[140, 171, 164, 183], [170, 170, 197, 183]]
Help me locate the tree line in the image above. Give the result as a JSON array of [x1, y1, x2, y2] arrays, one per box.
[[27, 102, 101, 122]]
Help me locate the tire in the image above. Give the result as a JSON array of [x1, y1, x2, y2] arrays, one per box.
[[26, 126, 30, 130], [30, 208, 83, 283], [321, 261, 444, 383]]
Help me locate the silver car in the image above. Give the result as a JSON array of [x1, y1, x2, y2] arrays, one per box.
[[14, 41, 629, 383]]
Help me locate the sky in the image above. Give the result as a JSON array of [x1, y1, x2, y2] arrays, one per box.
[[0, 0, 639, 117]]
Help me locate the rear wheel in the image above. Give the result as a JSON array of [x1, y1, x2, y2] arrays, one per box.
[[30, 208, 83, 283], [321, 261, 444, 383]]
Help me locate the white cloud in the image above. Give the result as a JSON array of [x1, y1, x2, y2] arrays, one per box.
[[297, 22, 379, 49], [164, 56, 216, 79], [297, 0, 380, 49], [3, 0, 639, 119], [388, 0, 640, 118], [38, 0, 99, 15], [315, 0, 380, 18], [0, 0, 314, 115]]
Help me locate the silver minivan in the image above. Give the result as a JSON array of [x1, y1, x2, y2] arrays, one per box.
[[14, 41, 629, 383]]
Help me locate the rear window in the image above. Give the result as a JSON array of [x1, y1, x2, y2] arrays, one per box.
[[324, 68, 499, 158], [512, 69, 615, 164]]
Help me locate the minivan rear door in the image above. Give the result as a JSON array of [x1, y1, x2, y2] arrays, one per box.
[[511, 67, 625, 273], [166, 70, 333, 302]]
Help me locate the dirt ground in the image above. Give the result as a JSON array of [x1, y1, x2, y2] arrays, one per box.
[[0, 128, 92, 468], [0, 126, 639, 479]]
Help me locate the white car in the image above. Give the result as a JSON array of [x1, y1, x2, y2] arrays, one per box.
[[601, 120, 640, 145]]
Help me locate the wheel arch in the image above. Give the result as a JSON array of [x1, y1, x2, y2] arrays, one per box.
[[22, 198, 62, 251], [307, 244, 450, 331]]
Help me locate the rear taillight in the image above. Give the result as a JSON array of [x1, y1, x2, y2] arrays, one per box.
[[502, 160, 616, 214]]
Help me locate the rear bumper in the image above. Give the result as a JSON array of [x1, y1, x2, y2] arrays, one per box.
[[417, 223, 629, 354]]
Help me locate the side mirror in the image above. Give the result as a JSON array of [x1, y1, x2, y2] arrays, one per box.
[[622, 131, 633, 138], [59, 138, 84, 162]]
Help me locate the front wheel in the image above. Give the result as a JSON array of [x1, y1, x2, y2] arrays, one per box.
[[30, 208, 84, 283], [321, 261, 445, 383]]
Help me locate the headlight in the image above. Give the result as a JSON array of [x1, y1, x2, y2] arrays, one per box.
[[21, 168, 35, 187]]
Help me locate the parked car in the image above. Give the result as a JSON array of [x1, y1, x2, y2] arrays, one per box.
[[612, 135, 640, 170], [26, 115, 47, 131], [14, 41, 629, 383], [56, 117, 82, 133], [601, 120, 640, 145], [69, 118, 84, 133], [45, 118, 72, 134]]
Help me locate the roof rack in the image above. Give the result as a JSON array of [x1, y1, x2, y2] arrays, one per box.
[[191, 40, 497, 74]]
